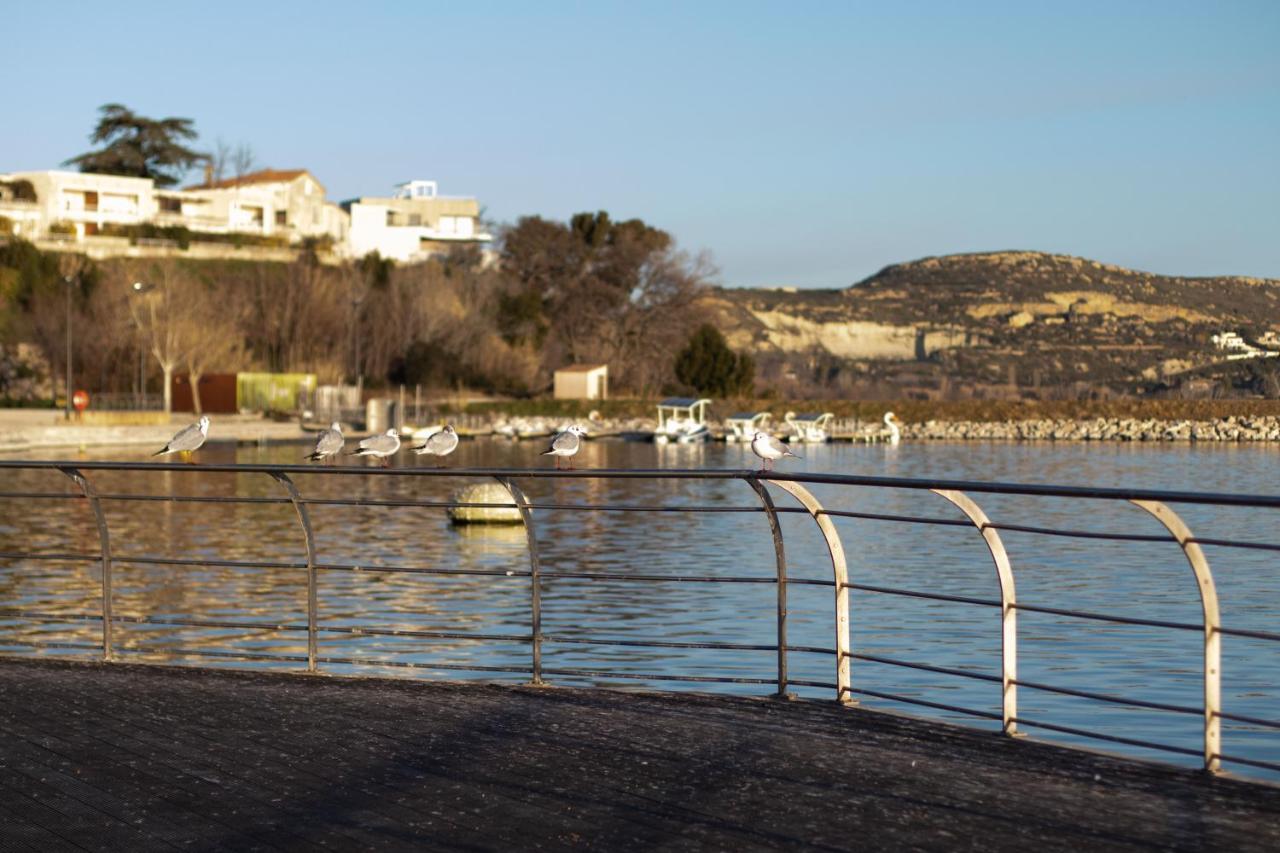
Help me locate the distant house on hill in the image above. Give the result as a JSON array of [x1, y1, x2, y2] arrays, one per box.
[[343, 179, 492, 263], [554, 364, 608, 400], [0, 167, 348, 247], [181, 168, 348, 245]]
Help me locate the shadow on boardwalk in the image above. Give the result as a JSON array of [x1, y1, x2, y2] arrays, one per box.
[[1, 658, 1277, 851]]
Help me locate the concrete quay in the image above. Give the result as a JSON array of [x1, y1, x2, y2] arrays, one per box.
[[0, 408, 312, 454], [1, 658, 1277, 851]]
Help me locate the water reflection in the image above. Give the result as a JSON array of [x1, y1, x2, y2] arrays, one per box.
[[1, 438, 1278, 777]]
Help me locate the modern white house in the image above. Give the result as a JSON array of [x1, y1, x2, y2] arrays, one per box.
[[0, 168, 488, 263], [344, 180, 492, 262]]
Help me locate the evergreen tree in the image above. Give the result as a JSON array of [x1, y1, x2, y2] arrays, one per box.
[[64, 103, 207, 187], [674, 324, 755, 397]]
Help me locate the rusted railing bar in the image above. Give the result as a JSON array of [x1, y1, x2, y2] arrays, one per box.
[[6, 460, 1280, 509], [1188, 537, 1280, 554], [851, 652, 1002, 684], [539, 570, 779, 584], [1014, 602, 1203, 632], [1217, 710, 1280, 730], [110, 646, 310, 663], [846, 582, 1002, 608], [817, 509, 972, 528], [849, 687, 1003, 721], [0, 609, 103, 623], [544, 635, 779, 652], [1011, 716, 1203, 758], [110, 615, 305, 632], [541, 667, 777, 685], [304, 497, 775, 514], [986, 522, 1171, 544], [0, 491, 79, 500], [0, 550, 103, 563], [1217, 625, 1280, 642], [1013, 678, 1203, 715], [315, 563, 532, 578], [114, 555, 306, 570], [97, 493, 293, 505], [0, 641, 103, 652], [786, 679, 839, 690], [314, 656, 533, 675], [1215, 752, 1280, 773]]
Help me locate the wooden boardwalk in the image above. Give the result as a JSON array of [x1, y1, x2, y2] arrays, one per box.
[[1, 658, 1277, 851]]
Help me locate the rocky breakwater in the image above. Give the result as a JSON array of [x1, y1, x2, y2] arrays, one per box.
[[903, 416, 1280, 442]]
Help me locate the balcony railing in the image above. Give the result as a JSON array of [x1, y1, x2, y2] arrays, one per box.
[[0, 460, 1277, 779]]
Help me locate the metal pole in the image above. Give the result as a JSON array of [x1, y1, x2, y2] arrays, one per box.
[[501, 477, 543, 685], [1130, 500, 1222, 773], [64, 275, 73, 419], [746, 476, 791, 699], [59, 467, 112, 660], [270, 472, 318, 672]]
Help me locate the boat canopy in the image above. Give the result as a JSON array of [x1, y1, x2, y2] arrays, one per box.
[[656, 398, 711, 424], [725, 411, 772, 426], [787, 412, 834, 424]]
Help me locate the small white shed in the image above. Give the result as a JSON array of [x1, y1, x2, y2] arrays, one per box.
[[554, 364, 608, 400]]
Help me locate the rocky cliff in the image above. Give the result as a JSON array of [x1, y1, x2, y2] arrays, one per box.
[[705, 251, 1280, 398]]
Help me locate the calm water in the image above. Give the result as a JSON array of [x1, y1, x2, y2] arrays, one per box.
[[2, 438, 1278, 778]]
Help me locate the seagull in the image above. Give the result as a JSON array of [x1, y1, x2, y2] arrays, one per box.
[[306, 422, 344, 463], [751, 430, 801, 472], [411, 424, 459, 466], [348, 428, 400, 467], [153, 415, 210, 462], [883, 412, 901, 446], [541, 424, 587, 469]]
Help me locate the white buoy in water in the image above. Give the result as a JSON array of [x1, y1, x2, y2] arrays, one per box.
[[448, 482, 523, 525]]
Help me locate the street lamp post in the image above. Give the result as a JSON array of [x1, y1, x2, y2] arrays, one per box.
[[63, 274, 74, 419], [130, 281, 156, 410]]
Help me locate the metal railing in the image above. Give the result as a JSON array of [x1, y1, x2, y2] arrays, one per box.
[[0, 460, 1278, 778]]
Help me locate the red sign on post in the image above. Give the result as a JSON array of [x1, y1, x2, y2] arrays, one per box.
[[72, 390, 90, 413]]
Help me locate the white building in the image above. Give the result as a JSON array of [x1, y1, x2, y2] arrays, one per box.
[[344, 180, 492, 262], [180, 168, 348, 245], [553, 364, 609, 400]]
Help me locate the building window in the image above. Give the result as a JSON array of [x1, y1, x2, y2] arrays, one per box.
[[159, 197, 182, 213], [276, 210, 287, 226]]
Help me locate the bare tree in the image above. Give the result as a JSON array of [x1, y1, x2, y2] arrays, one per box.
[[123, 260, 193, 414], [232, 143, 256, 181], [177, 284, 246, 414], [209, 138, 233, 184]]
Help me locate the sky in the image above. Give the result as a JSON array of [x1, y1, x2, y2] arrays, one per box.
[[3, 1, 1278, 288]]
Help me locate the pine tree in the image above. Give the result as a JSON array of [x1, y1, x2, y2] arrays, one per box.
[[64, 104, 207, 187], [674, 324, 755, 396]]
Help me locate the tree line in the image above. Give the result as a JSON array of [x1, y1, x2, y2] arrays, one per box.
[[0, 222, 756, 409]]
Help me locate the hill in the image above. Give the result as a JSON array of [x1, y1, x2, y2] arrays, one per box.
[[705, 251, 1280, 399]]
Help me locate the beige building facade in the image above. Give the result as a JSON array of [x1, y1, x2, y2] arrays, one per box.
[[553, 364, 609, 400]]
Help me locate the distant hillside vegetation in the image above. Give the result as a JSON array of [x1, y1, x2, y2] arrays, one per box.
[[704, 251, 1280, 400]]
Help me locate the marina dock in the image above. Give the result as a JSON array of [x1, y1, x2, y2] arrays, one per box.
[[2, 658, 1278, 851]]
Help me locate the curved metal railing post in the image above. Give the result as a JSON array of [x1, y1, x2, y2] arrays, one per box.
[[931, 489, 1019, 736], [500, 477, 543, 686], [1130, 499, 1221, 773], [269, 472, 318, 672], [745, 476, 792, 698], [59, 466, 113, 661], [766, 479, 853, 705]]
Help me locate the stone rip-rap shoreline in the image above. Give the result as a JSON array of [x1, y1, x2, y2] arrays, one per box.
[[898, 416, 1280, 442]]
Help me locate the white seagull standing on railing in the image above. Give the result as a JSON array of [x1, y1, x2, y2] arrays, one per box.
[[541, 425, 587, 469], [411, 424, 459, 466], [751, 430, 801, 472], [348, 428, 401, 467], [306, 422, 345, 463], [153, 415, 210, 462]]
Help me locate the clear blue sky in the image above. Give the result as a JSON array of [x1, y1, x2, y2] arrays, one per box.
[[4, 1, 1278, 287]]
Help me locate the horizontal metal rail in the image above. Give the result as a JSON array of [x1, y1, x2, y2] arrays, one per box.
[[1, 460, 1277, 779]]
